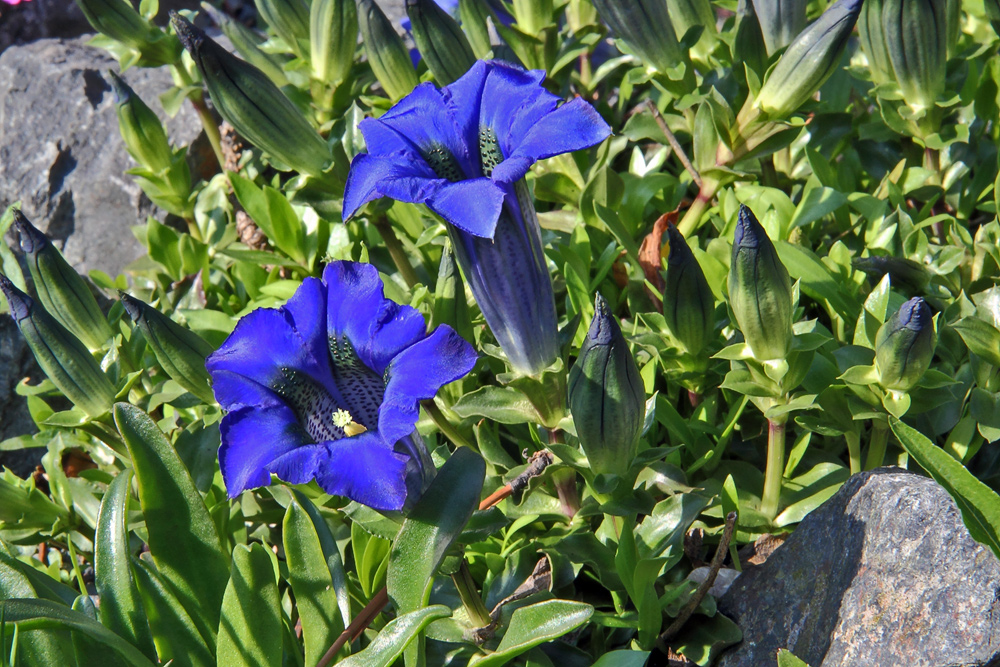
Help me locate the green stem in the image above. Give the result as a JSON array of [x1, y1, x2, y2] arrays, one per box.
[[372, 216, 420, 289], [171, 65, 225, 173], [676, 176, 720, 237], [548, 428, 579, 518], [451, 560, 491, 628], [846, 430, 862, 476], [761, 418, 786, 521], [65, 536, 88, 594], [422, 400, 476, 451], [865, 421, 891, 470]]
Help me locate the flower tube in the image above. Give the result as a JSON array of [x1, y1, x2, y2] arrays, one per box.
[[205, 261, 477, 511], [343, 60, 610, 375]]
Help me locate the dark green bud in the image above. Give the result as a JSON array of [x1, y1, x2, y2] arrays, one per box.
[[568, 294, 646, 476], [120, 293, 216, 404], [357, 0, 419, 100], [172, 14, 332, 177], [0, 274, 115, 418], [881, 0, 948, 111], [311, 0, 359, 85], [591, 0, 684, 74], [752, 0, 807, 55], [431, 243, 473, 344], [875, 297, 936, 392], [255, 0, 311, 57], [458, 0, 495, 58], [728, 204, 793, 362], [406, 0, 477, 85], [857, 0, 898, 87], [852, 255, 930, 295], [754, 0, 863, 118], [13, 210, 113, 351], [107, 71, 172, 173], [74, 0, 181, 65], [200, 2, 290, 87], [663, 225, 714, 357]]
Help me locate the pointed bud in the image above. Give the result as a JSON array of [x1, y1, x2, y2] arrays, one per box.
[[751, 0, 807, 55], [511, 0, 552, 35], [852, 255, 929, 295], [568, 294, 645, 476], [663, 225, 714, 358], [200, 2, 290, 87], [0, 274, 115, 418], [120, 293, 216, 404], [728, 205, 793, 362], [857, 0, 895, 87], [880, 0, 948, 111], [875, 297, 936, 392], [431, 243, 473, 343], [406, 0, 477, 85], [591, 0, 684, 74], [255, 0, 311, 57], [754, 0, 863, 119], [311, 0, 358, 85], [13, 210, 113, 351], [357, 0, 419, 100], [73, 0, 180, 65], [172, 14, 332, 177], [107, 71, 173, 173]]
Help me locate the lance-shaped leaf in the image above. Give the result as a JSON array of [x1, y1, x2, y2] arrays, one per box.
[[216, 544, 282, 666], [336, 606, 452, 667], [751, 0, 806, 55]]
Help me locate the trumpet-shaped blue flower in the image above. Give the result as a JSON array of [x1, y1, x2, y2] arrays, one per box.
[[343, 59, 610, 375], [206, 261, 477, 511]]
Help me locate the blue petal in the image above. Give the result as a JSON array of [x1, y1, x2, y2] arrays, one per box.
[[379, 325, 477, 443], [208, 368, 284, 412], [427, 178, 506, 238], [343, 152, 444, 221], [364, 301, 428, 375], [219, 404, 309, 497], [492, 98, 611, 183], [268, 431, 411, 511]]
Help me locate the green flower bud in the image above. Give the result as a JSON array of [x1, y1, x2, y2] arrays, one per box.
[[512, 0, 553, 35], [752, 0, 807, 55], [120, 293, 215, 404], [852, 255, 930, 295], [0, 274, 115, 418], [107, 71, 172, 173], [13, 210, 113, 352], [881, 0, 948, 112], [357, 0, 420, 100], [458, 0, 495, 58], [754, 0, 862, 119], [568, 294, 646, 476], [728, 204, 793, 362], [406, 0, 477, 85], [875, 297, 936, 392], [74, 0, 181, 65], [857, 0, 898, 88], [311, 0, 359, 85], [172, 14, 332, 177], [663, 225, 714, 357], [201, 2, 290, 87], [431, 243, 473, 343], [591, 0, 684, 74], [255, 0, 311, 57]]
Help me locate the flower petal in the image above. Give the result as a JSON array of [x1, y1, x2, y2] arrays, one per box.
[[427, 178, 506, 238], [342, 152, 443, 221], [218, 404, 309, 497], [208, 369, 284, 412], [268, 431, 411, 511], [379, 325, 477, 443]]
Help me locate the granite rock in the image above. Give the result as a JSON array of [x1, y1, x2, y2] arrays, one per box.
[[717, 468, 1000, 667]]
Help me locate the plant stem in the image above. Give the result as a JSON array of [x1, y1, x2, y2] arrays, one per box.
[[548, 429, 579, 518], [676, 176, 720, 237], [422, 399, 476, 451], [761, 418, 786, 520], [371, 216, 420, 289], [65, 537, 88, 594], [865, 421, 891, 470], [846, 431, 862, 476], [171, 65, 225, 172], [317, 587, 388, 667], [452, 560, 492, 628]]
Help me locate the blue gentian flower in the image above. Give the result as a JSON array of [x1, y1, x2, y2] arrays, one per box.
[[343, 60, 610, 375], [205, 261, 477, 511]]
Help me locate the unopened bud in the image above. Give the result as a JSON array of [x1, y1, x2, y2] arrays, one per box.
[[875, 297, 936, 392], [406, 0, 477, 85], [663, 225, 714, 358], [357, 0, 420, 100], [311, 0, 358, 85], [255, 0, 311, 57], [591, 0, 684, 75], [107, 71, 173, 173]]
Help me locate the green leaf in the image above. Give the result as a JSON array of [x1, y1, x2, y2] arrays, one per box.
[[469, 600, 593, 667], [282, 496, 347, 666], [452, 386, 543, 424], [777, 648, 815, 667], [94, 470, 156, 661], [953, 317, 1000, 368], [777, 241, 859, 324], [215, 544, 282, 667], [590, 650, 650, 667], [114, 404, 229, 634], [387, 448, 486, 614], [890, 418, 1000, 559], [335, 605, 451, 667], [0, 599, 155, 667]]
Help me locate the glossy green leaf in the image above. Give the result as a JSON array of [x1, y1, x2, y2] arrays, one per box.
[[469, 600, 593, 667], [335, 605, 451, 667], [777, 648, 814, 667], [0, 598, 155, 667], [114, 404, 228, 634], [0, 551, 75, 665], [953, 317, 1000, 368], [452, 386, 543, 424], [94, 470, 156, 661], [891, 418, 1000, 558], [590, 650, 650, 667], [216, 543, 282, 667]]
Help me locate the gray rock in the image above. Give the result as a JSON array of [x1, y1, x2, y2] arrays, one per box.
[[717, 468, 1000, 667]]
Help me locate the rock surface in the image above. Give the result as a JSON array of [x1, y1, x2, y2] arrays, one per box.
[[717, 468, 1000, 667]]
